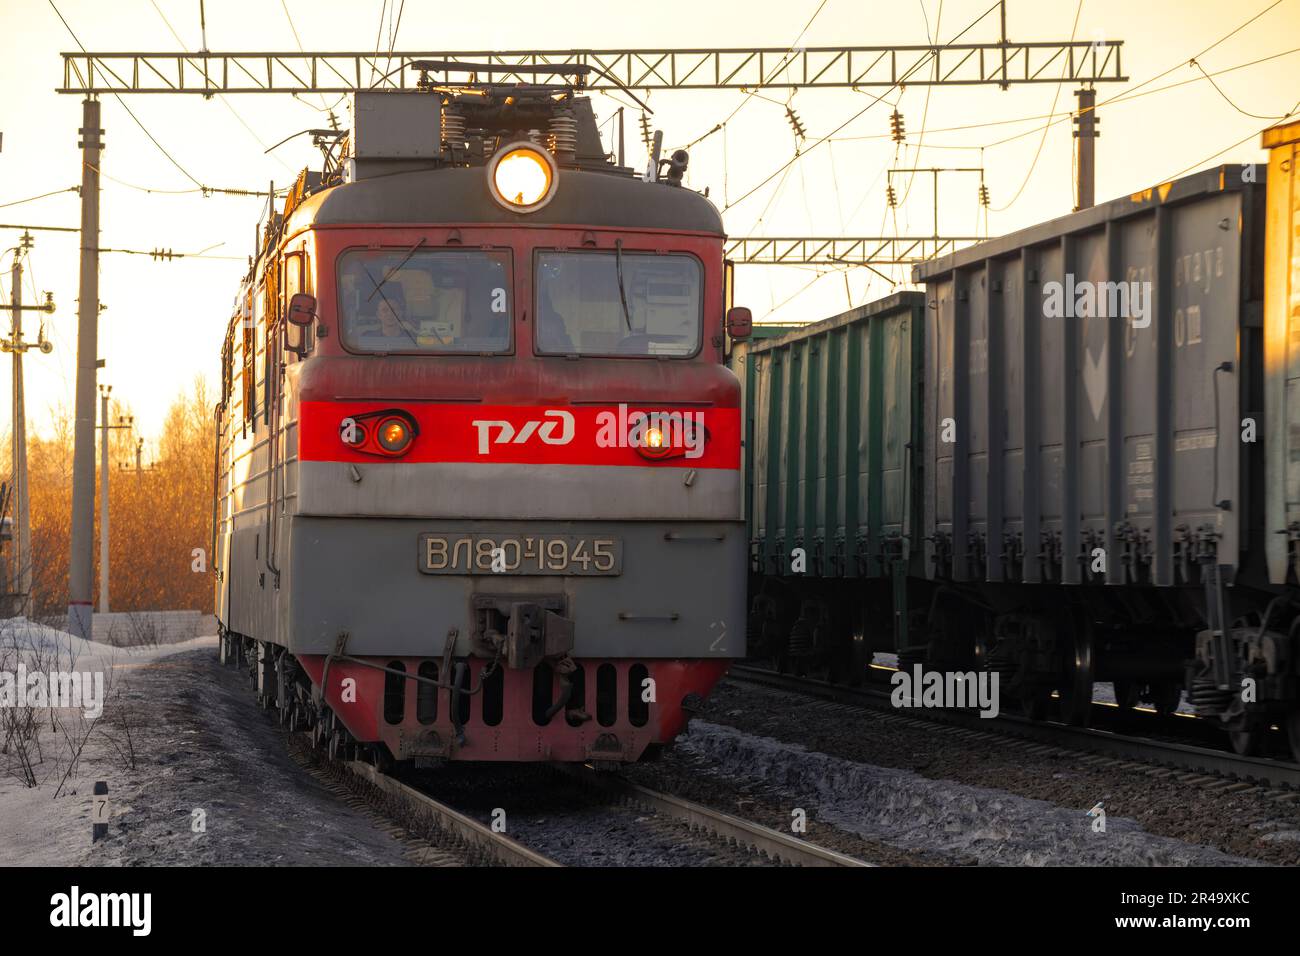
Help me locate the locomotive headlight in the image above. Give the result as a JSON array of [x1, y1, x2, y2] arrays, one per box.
[[487, 144, 558, 213], [645, 427, 665, 449], [377, 418, 413, 454]]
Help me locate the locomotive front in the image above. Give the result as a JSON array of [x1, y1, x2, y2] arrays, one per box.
[[214, 83, 751, 764]]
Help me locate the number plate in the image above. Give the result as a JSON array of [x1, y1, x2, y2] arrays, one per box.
[[418, 533, 623, 575]]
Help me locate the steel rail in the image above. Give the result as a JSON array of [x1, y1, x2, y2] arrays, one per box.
[[728, 664, 1300, 792], [561, 765, 873, 867], [347, 760, 562, 867]]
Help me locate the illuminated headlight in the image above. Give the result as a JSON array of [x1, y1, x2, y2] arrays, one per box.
[[487, 144, 558, 212], [377, 418, 413, 454]]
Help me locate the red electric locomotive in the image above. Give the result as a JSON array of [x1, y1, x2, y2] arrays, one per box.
[[213, 72, 752, 765]]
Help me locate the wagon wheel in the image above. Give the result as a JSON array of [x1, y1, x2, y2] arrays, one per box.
[[1057, 614, 1095, 727], [1113, 680, 1140, 712], [1149, 681, 1182, 717], [1227, 718, 1265, 756], [830, 604, 870, 686], [1286, 709, 1300, 764], [1019, 686, 1052, 721]]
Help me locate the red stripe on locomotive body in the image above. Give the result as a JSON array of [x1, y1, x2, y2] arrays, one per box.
[[299, 400, 741, 469], [295, 654, 731, 762]]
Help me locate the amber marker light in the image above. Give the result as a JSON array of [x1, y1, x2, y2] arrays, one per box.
[[637, 425, 674, 461], [377, 417, 414, 455], [487, 143, 558, 212]]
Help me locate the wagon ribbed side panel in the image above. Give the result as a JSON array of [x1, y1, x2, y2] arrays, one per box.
[[916, 166, 1264, 588], [747, 293, 925, 580]]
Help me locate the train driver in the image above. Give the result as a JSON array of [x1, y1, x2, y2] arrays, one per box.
[[356, 286, 417, 349]]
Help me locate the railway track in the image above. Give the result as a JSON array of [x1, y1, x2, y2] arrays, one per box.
[[293, 732, 869, 866], [554, 764, 870, 867], [727, 664, 1300, 794]]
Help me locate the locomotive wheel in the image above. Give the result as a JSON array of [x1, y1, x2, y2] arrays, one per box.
[[1150, 681, 1182, 717], [1057, 615, 1095, 727], [1113, 680, 1140, 712], [369, 746, 393, 774]]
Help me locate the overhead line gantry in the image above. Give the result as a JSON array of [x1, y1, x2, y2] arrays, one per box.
[[59, 42, 1126, 95]]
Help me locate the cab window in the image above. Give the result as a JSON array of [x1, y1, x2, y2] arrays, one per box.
[[535, 251, 702, 357], [337, 248, 512, 353]]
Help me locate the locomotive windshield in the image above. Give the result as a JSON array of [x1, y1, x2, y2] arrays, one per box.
[[535, 251, 702, 357], [338, 248, 512, 353]]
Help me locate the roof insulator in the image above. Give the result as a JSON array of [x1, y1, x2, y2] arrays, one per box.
[[889, 109, 905, 144]]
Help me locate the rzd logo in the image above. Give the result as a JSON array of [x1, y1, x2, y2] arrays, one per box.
[[473, 410, 574, 454]]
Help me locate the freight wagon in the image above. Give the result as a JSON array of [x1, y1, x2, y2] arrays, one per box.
[[913, 162, 1269, 742], [743, 119, 1300, 761], [741, 293, 929, 680]]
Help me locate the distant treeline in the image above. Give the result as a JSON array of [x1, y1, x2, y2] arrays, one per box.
[[5, 378, 215, 620]]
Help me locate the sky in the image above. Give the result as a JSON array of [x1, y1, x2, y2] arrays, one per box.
[[0, 0, 1297, 446]]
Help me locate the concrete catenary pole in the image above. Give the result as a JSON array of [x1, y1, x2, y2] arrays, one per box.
[[68, 97, 102, 640], [1073, 86, 1098, 211]]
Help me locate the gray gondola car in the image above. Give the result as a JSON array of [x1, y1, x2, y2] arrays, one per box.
[[912, 158, 1300, 758]]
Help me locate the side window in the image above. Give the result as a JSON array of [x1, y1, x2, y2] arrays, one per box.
[[283, 251, 310, 357], [241, 288, 255, 425], [221, 324, 234, 410], [255, 282, 267, 427], [263, 264, 280, 424]]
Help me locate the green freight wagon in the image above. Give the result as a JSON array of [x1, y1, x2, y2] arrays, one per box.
[[739, 293, 928, 679], [730, 324, 798, 531]]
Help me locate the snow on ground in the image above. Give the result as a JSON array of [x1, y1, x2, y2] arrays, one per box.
[[679, 720, 1256, 866], [0, 618, 413, 866]]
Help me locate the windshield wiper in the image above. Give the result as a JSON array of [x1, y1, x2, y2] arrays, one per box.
[[366, 238, 426, 302], [614, 239, 632, 331], [362, 238, 426, 344]]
